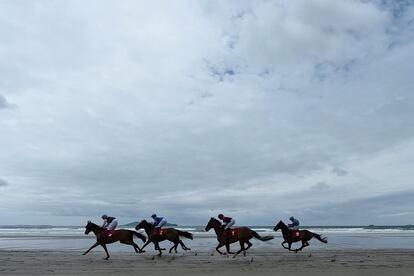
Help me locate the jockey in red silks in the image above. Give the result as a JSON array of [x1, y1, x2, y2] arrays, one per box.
[[218, 214, 235, 233], [101, 214, 118, 238], [101, 214, 118, 230]]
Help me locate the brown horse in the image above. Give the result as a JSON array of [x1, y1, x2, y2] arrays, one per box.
[[83, 221, 146, 259], [205, 217, 273, 257], [273, 220, 327, 253], [135, 220, 193, 256]]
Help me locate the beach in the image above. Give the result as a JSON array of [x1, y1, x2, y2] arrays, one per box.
[[1, 249, 414, 275], [1, 226, 414, 275]]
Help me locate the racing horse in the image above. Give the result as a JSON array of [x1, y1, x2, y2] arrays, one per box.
[[205, 217, 273, 257], [83, 221, 146, 259], [135, 220, 193, 256], [273, 220, 327, 253]]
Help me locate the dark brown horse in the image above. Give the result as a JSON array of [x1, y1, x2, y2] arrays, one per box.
[[135, 220, 193, 256], [83, 221, 146, 259], [273, 220, 327, 253], [205, 217, 273, 257]]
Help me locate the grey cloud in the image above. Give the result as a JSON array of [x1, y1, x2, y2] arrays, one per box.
[[331, 167, 348, 177], [0, 178, 8, 187], [0, 95, 14, 109], [0, 1, 414, 225], [298, 190, 414, 225], [311, 182, 330, 191]]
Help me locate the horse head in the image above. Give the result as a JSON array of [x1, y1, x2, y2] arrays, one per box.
[[205, 217, 220, 231], [273, 220, 284, 232], [135, 219, 151, 231], [84, 220, 92, 235]]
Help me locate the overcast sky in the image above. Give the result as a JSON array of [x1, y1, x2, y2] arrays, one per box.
[[1, 0, 414, 226]]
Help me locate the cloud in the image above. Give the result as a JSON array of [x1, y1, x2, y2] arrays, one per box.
[[0, 95, 15, 109], [0, 1, 413, 225], [0, 178, 8, 187]]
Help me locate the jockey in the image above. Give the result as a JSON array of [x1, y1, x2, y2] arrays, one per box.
[[101, 214, 118, 230], [288, 216, 299, 231], [218, 214, 235, 231], [151, 214, 167, 229]]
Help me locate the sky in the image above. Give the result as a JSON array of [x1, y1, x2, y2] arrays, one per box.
[[1, 0, 414, 226]]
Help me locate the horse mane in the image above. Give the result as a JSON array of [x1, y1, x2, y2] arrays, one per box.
[[209, 217, 221, 226], [86, 221, 100, 228]]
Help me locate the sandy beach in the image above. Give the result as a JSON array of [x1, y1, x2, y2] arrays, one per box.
[[1, 248, 414, 276]]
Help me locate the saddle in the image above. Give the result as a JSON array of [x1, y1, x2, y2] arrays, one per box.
[[152, 228, 164, 236], [101, 229, 117, 238], [290, 230, 301, 239], [223, 228, 238, 238]]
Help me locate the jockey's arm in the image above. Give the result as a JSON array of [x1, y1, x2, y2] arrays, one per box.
[[101, 220, 108, 228]]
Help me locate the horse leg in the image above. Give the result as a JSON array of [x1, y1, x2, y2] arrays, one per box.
[[244, 240, 253, 256], [281, 241, 289, 250], [154, 241, 163, 257], [288, 242, 296, 253], [233, 240, 246, 258], [82, 242, 99, 255], [298, 240, 309, 252], [179, 240, 191, 251], [215, 241, 226, 255], [101, 244, 110, 260], [132, 241, 142, 253], [169, 242, 177, 254], [225, 243, 235, 254], [140, 240, 152, 253]]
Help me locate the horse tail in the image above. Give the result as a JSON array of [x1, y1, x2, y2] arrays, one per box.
[[131, 231, 146, 242], [312, 232, 327, 243], [177, 230, 193, 240], [252, 231, 274, 241]]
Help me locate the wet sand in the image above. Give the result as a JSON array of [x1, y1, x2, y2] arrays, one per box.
[[1, 248, 414, 275]]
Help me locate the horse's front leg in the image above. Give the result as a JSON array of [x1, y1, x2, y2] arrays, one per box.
[[215, 241, 226, 255], [288, 242, 296, 252], [281, 241, 289, 250], [140, 239, 154, 253], [82, 242, 99, 255], [225, 243, 235, 254], [154, 241, 163, 257]]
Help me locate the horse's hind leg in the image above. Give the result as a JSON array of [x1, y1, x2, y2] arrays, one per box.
[[132, 241, 142, 253], [101, 244, 110, 260], [179, 240, 190, 251], [244, 240, 253, 255], [233, 240, 246, 258], [169, 242, 178, 253], [297, 240, 309, 252]]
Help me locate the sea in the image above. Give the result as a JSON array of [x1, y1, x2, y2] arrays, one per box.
[[1, 225, 414, 252]]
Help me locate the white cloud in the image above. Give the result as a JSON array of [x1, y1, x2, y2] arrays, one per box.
[[0, 0, 413, 225]]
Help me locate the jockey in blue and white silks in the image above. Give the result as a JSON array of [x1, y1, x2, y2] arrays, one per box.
[[151, 214, 167, 229]]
